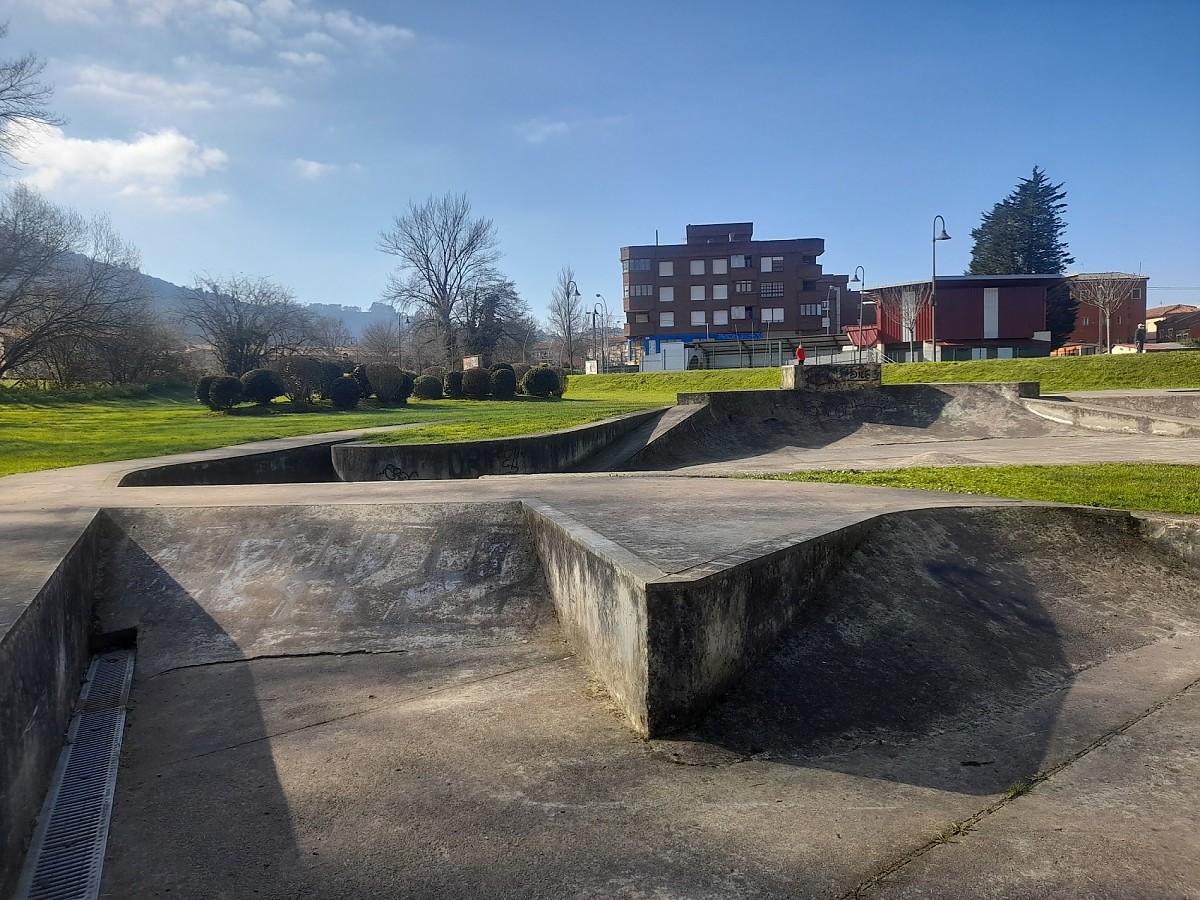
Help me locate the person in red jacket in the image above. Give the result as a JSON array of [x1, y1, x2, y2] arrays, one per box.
[[794, 344, 806, 365]]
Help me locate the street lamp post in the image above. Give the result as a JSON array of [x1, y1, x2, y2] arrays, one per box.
[[931, 216, 951, 363], [593, 295, 610, 373], [564, 279, 579, 369], [849, 266, 866, 364]]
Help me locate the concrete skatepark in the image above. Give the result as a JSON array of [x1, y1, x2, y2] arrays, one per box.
[[4, 379, 1200, 898]]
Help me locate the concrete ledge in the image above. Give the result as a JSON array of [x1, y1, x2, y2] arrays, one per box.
[[524, 500, 874, 737], [331, 409, 663, 481], [1023, 397, 1200, 438], [0, 513, 103, 896], [118, 440, 345, 486], [781, 362, 882, 391]]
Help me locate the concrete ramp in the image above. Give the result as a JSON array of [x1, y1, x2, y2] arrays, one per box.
[[97, 504, 556, 677], [616, 382, 1076, 470]]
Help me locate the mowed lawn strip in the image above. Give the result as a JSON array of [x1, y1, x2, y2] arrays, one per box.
[[882, 353, 1200, 392], [755, 464, 1200, 516]]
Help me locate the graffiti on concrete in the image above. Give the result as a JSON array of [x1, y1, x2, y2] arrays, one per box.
[[380, 464, 418, 481]]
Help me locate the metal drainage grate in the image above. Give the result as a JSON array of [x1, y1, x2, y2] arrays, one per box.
[[15, 650, 135, 900]]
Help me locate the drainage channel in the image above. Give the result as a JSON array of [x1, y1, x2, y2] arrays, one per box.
[[15, 650, 136, 900]]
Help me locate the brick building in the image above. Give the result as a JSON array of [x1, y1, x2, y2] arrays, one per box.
[[620, 222, 858, 359], [1066, 273, 1149, 348]]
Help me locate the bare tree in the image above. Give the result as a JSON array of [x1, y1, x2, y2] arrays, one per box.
[[1069, 273, 1143, 352], [378, 193, 501, 364], [0, 184, 146, 377], [309, 314, 355, 358], [873, 282, 932, 360], [179, 274, 312, 375], [545, 266, 586, 368], [358, 319, 398, 363], [0, 24, 64, 168], [458, 275, 533, 364]]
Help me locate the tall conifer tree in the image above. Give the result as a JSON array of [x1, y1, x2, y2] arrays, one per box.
[[968, 167, 1078, 346]]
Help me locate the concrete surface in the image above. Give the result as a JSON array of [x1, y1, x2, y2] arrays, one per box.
[[3, 383, 1200, 897]]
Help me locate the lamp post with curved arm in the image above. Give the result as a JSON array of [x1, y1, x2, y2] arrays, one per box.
[[564, 279, 579, 369], [849, 266, 867, 364], [593, 294, 611, 373], [932, 216, 951, 363]]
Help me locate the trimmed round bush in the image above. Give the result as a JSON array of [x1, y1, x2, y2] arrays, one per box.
[[329, 375, 361, 409], [512, 364, 531, 392], [207, 375, 243, 410], [443, 370, 464, 399], [488, 362, 514, 375], [413, 374, 443, 400], [421, 365, 447, 379], [275, 356, 323, 403], [351, 364, 372, 400], [241, 368, 286, 405], [554, 368, 569, 398], [195, 375, 217, 409], [318, 361, 348, 399], [461, 366, 491, 400], [490, 367, 517, 401], [520, 365, 560, 398], [368, 364, 414, 405]]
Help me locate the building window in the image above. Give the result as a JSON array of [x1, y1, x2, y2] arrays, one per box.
[[731, 305, 746, 320], [690, 260, 704, 276], [628, 284, 653, 297], [658, 260, 673, 277], [735, 281, 754, 294], [730, 254, 753, 269], [624, 258, 651, 272], [799, 304, 823, 316], [660, 286, 674, 302], [761, 307, 785, 323], [760, 256, 783, 273], [802, 255, 817, 265], [760, 282, 784, 299], [659, 311, 674, 327], [712, 284, 728, 301], [1082, 316, 1090, 326], [713, 309, 729, 326], [802, 280, 816, 291], [1116, 315, 1122, 324], [634, 313, 649, 323], [712, 258, 728, 275], [1132, 287, 1142, 299], [690, 285, 705, 301], [690, 310, 705, 326]]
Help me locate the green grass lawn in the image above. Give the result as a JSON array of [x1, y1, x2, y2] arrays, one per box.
[[758, 464, 1200, 516], [3, 354, 1198, 477], [882, 352, 1200, 392]]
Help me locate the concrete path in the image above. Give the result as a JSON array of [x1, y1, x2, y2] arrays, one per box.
[[3, 386, 1200, 898]]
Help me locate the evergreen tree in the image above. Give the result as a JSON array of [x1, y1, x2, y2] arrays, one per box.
[[968, 167, 1078, 347], [968, 166, 1075, 275]]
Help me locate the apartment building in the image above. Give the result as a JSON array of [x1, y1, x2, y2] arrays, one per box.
[[620, 222, 856, 356]]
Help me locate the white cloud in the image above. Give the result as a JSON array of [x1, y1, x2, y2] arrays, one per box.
[[294, 158, 334, 179], [37, 0, 115, 24], [518, 116, 624, 145], [279, 50, 327, 67], [11, 120, 229, 212], [227, 24, 266, 51], [68, 64, 284, 112]]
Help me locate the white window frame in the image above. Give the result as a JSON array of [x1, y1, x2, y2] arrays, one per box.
[[690, 259, 704, 276], [712, 284, 729, 301], [762, 307, 785, 323], [658, 260, 673, 277], [659, 286, 674, 302], [730, 254, 752, 269], [713, 309, 729, 326], [712, 258, 728, 275], [731, 305, 746, 320], [690, 310, 705, 326], [659, 311, 674, 327], [690, 285, 705, 302]]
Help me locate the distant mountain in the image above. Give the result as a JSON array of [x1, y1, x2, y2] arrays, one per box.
[[126, 266, 393, 339]]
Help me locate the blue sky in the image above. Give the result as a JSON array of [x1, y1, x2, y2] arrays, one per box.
[[4, 0, 1198, 321]]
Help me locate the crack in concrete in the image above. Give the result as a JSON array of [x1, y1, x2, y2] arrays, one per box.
[[139, 653, 575, 771], [141, 647, 399, 680], [839, 673, 1200, 899]]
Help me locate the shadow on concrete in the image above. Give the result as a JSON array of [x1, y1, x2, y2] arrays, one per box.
[[662, 506, 1200, 795], [95, 530, 305, 899], [620, 384, 1069, 470]]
